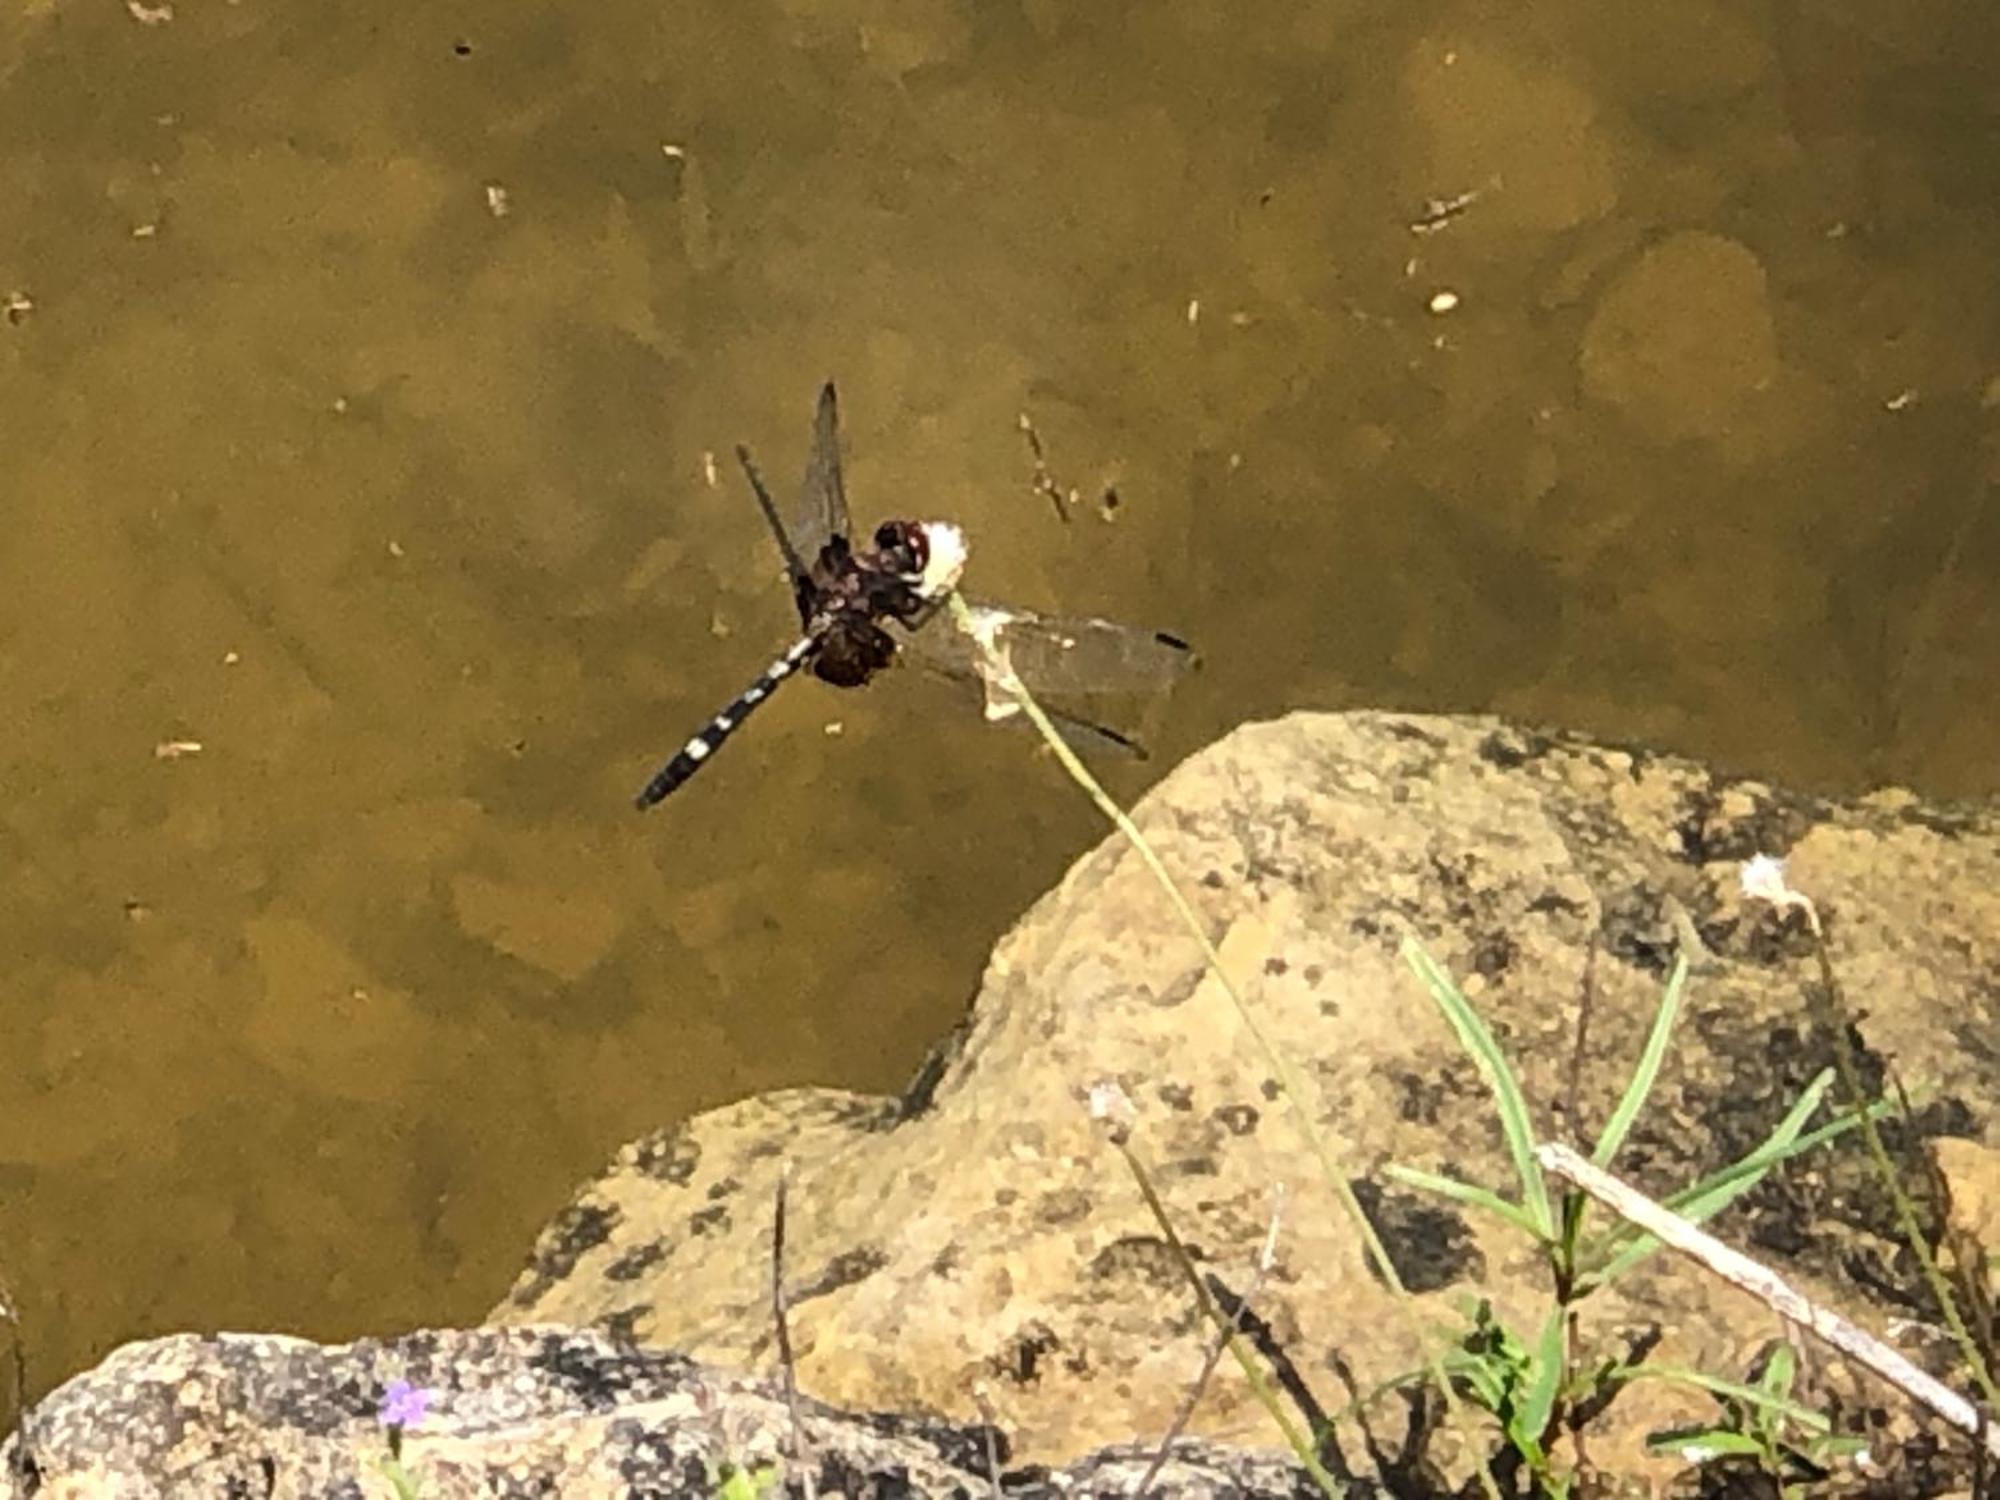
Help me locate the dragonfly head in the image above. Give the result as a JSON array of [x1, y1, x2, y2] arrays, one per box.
[[874, 519, 969, 602]]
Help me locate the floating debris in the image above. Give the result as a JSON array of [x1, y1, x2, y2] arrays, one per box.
[[1410, 185, 1486, 235], [1018, 411, 1074, 525], [153, 738, 203, 761]]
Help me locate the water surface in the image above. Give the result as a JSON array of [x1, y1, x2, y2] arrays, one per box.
[[0, 0, 1994, 1409]]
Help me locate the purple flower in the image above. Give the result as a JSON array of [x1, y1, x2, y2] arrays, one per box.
[[378, 1379, 432, 1430]]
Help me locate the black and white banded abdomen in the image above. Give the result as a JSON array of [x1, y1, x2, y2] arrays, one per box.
[[634, 633, 820, 810]]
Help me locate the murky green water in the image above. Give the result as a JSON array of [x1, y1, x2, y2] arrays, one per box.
[[0, 0, 1994, 1412]]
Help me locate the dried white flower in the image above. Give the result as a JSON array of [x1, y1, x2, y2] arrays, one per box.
[[1086, 1080, 1137, 1145], [956, 603, 1026, 723], [1740, 853, 1820, 932], [1739, 853, 1791, 904], [915, 521, 968, 601]]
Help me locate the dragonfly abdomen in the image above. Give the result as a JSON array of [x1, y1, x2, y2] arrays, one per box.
[[633, 632, 821, 809]]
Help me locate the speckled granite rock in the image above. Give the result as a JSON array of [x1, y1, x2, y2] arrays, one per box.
[[492, 710, 2000, 1489], [0, 1326, 1326, 1497]]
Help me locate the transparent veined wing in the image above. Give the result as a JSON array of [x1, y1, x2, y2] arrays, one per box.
[[733, 381, 852, 630], [896, 598, 1196, 695], [795, 380, 852, 563]]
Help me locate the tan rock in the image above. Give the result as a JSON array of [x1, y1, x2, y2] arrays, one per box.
[[495, 710, 2000, 1488]]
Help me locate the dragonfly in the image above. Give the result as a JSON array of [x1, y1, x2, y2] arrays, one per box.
[[635, 382, 1194, 809]]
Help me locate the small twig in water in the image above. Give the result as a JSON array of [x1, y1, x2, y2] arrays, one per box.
[[1016, 411, 1075, 525], [1877, 479, 1988, 769]]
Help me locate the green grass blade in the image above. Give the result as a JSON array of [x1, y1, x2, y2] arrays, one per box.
[[1589, 1072, 1849, 1285], [1402, 938, 1554, 1239], [1381, 1164, 1545, 1238], [1513, 1306, 1566, 1457], [1647, 1428, 1766, 1461], [1620, 1364, 1835, 1434], [1591, 954, 1687, 1168], [1757, 1341, 1796, 1400]]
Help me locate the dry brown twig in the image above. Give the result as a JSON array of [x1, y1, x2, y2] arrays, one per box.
[[1537, 1142, 2000, 1463], [771, 1163, 818, 1500], [1136, 1187, 1288, 1494], [967, 1383, 1005, 1500]]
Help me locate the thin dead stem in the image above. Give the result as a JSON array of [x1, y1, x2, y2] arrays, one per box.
[[1108, 1131, 1338, 1495], [771, 1164, 818, 1500], [1540, 1142, 2000, 1463], [967, 1385, 1006, 1500], [1794, 909, 2000, 1415], [947, 591, 1501, 1500], [1137, 1188, 1287, 1494]]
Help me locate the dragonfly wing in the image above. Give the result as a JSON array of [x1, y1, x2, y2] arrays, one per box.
[[890, 600, 1194, 759], [905, 598, 1197, 694], [735, 444, 813, 623], [890, 640, 1156, 759], [796, 380, 853, 562]]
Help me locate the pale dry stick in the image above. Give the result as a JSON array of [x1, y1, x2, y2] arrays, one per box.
[[1136, 1187, 1288, 1495], [967, 1385, 1006, 1500], [1537, 1141, 2000, 1463], [1093, 1100, 1337, 1497], [770, 1164, 819, 1500], [950, 593, 1502, 1500]]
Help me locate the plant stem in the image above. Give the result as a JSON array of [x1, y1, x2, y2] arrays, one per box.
[[946, 593, 1500, 1500]]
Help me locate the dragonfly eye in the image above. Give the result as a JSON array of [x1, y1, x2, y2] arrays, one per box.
[[875, 521, 929, 577]]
